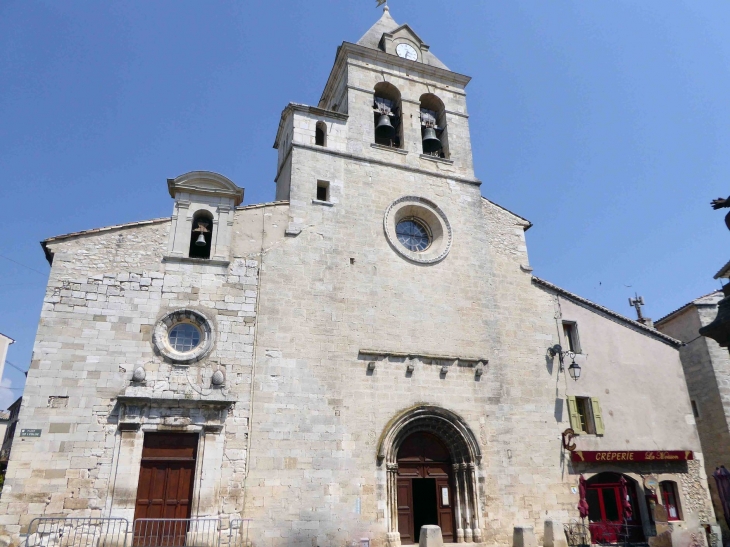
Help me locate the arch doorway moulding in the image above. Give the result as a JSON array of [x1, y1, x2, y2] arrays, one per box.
[[378, 405, 482, 546]]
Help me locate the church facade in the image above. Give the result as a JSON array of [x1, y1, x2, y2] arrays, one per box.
[[0, 8, 720, 547]]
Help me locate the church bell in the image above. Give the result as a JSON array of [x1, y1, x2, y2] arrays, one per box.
[[422, 126, 442, 153], [195, 233, 207, 247], [375, 113, 396, 140]]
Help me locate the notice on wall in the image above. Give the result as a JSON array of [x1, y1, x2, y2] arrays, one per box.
[[571, 450, 693, 463], [20, 429, 41, 438]]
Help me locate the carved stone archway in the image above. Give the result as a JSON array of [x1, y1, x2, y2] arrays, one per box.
[[378, 405, 482, 546]]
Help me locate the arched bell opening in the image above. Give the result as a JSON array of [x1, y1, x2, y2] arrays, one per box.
[[374, 82, 403, 149], [419, 93, 449, 159], [378, 405, 482, 547], [189, 210, 214, 259], [585, 473, 645, 544]]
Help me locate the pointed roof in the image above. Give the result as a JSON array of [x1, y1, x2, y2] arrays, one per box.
[[655, 290, 724, 326], [356, 6, 449, 70]]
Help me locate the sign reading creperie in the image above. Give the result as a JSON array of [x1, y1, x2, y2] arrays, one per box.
[[571, 451, 693, 463]]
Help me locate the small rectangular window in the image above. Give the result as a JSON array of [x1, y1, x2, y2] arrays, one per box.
[[562, 322, 581, 353], [691, 400, 699, 418], [316, 180, 330, 202], [576, 397, 595, 434]]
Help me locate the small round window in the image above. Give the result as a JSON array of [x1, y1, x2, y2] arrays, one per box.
[[153, 309, 214, 364], [396, 218, 431, 252], [168, 323, 201, 352]]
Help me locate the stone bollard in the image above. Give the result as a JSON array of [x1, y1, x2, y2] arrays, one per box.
[[544, 520, 568, 547], [513, 526, 538, 547], [419, 525, 444, 547]]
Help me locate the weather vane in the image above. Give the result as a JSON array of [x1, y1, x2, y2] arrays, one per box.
[[376, 0, 387, 7], [711, 195, 730, 231]]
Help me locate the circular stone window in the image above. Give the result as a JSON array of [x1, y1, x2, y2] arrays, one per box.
[[384, 196, 452, 264], [153, 309, 214, 364]]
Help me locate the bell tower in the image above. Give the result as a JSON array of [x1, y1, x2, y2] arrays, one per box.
[[273, 5, 478, 208]]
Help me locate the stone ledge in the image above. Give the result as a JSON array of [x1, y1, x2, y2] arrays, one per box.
[[162, 255, 230, 267], [359, 348, 487, 364], [294, 143, 481, 186], [370, 143, 409, 155], [311, 199, 334, 207], [419, 153, 454, 165]]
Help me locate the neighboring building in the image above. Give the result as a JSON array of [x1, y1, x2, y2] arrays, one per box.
[[0, 7, 719, 547], [656, 291, 730, 540], [0, 335, 13, 399], [0, 397, 23, 468], [0, 412, 9, 473], [0, 398, 22, 473], [0, 334, 16, 463]]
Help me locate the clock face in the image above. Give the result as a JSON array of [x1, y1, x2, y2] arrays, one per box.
[[396, 43, 418, 61]]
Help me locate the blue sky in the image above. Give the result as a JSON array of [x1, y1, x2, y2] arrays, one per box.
[[1, 0, 728, 409]]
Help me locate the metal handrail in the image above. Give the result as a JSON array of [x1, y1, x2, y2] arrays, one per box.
[[24, 517, 129, 547], [132, 518, 221, 547], [23, 516, 252, 547]]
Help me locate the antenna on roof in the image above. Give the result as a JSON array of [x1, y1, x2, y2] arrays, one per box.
[[629, 293, 654, 328], [629, 293, 645, 321]]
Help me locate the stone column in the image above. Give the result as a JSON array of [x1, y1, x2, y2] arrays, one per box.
[[461, 463, 473, 542], [387, 463, 401, 547], [453, 463, 464, 543], [468, 463, 482, 542]]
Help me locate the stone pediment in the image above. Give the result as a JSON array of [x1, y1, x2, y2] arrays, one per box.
[[379, 23, 433, 64], [385, 24, 427, 48], [167, 170, 244, 205]]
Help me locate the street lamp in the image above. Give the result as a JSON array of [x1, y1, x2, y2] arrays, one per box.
[[548, 344, 581, 381]]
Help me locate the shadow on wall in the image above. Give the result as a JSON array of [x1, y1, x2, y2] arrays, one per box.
[[554, 398, 564, 423]]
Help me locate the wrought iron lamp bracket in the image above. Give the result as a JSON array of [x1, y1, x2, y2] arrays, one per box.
[[548, 344, 575, 372]]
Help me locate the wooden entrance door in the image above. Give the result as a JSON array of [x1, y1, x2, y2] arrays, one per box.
[[396, 432, 455, 544], [133, 433, 198, 546]]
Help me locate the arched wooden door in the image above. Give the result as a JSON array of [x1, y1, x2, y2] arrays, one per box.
[[397, 432, 455, 544]]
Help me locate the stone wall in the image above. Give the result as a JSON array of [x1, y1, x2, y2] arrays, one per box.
[[0, 209, 270, 542]]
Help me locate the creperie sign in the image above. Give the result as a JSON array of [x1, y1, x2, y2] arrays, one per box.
[[571, 451, 694, 463]]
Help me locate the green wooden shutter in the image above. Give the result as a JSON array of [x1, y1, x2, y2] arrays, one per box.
[[591, 397, 605, 435], [567, 396, 583, 434]]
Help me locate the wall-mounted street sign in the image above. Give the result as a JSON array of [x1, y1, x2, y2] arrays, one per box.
[[19, 429, 42, 438], [571, 450, 693, 463]]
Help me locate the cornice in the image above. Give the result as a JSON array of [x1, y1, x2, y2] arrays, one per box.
[[273, 103, 348, 149], [167, 171, 244, 206], [291, 142, 481, 186], [320, 41, 471, 109]]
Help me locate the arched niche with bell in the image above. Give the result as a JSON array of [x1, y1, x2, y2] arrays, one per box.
[[164, 171, 244, 264]]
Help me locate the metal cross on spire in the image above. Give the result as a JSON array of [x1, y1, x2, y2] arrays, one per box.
[[629, 293, 646, 321]]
